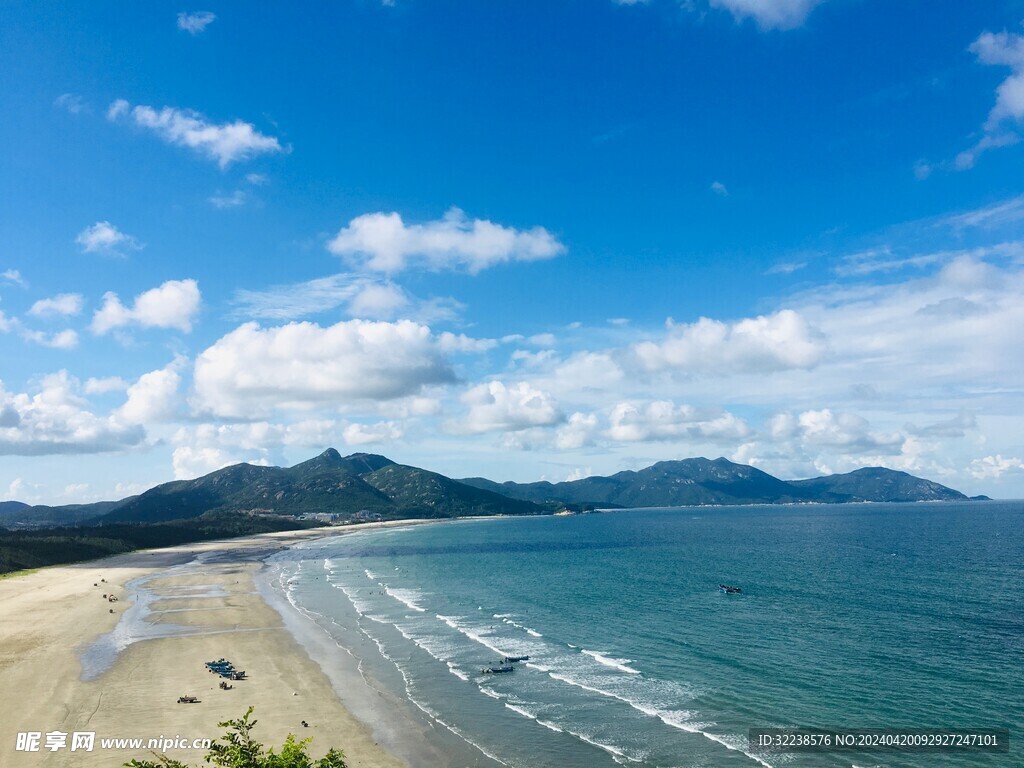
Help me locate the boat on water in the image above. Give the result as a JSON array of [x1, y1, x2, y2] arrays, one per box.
[[719, 583, 742, 594], [481, 664, 515, 674], [502, 655, 530, 663]]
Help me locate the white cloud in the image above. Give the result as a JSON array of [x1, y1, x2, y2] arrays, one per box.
[[969, 454, 1024, 480], [84, 377, 129, 395], [193, 319, 455, 418], [115, 360, 184, 424], [438, 332, 499, 354], [22, 329, 79, 350], [766, 260, 807, 275], [75, 221, 142, 255], [633, 309, 825, 374], [28, 293, 83, 317], [554, 412, 599, 449], [709, 0, 825, 30], [177, 11, 216, 34], [328, 207, 565, 274], [109, 100, 285, 168], [91, 279, 201, 334], [169, 420, 346, 479], [770, 409, 903, 453], [172, 446, 244, 480], [347, 282, 409, 318], [1, 269, 26, 287], [209, 190, 247, 208], [232, 273, 462, 324], [245, 173, 269, 186], [607, 401, 751, 442], [0, 372, 145, 455], [958, 30, 1024, 169], [54, 93, 87, 114], [343, 421, 403, 445], [458, 381, 562, 434], [710, 180, 728, 196]]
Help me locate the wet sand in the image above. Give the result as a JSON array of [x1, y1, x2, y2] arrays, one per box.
[[0, 523, 432, 768]]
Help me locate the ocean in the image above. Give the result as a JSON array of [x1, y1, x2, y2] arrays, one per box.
[[263, 501, 1022, 768]]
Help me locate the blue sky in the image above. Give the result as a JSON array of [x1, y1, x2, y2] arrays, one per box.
[[3, 0, 1024, 503]]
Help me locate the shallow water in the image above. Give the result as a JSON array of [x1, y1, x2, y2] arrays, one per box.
[[268, 501, 1023, 767]]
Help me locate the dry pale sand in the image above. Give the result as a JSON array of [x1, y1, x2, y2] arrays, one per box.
[[0, 523, 433, 768]]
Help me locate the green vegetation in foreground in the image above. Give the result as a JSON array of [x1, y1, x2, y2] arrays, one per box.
[[0, 513, 311, 575], [125, 708, 348, 768]]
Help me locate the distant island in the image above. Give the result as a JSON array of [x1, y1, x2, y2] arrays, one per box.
[[0, 450, 983, 574]]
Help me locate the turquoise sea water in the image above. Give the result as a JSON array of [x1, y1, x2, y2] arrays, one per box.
[[267, 501, 1022, 767]]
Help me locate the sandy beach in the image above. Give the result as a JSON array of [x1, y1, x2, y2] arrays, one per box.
[[0, 523, 432, 768]]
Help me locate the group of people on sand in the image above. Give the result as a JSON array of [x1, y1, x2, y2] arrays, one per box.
[[93, 578, 118, 613]]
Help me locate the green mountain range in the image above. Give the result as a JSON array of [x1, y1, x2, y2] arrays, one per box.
[[1, 451, 978, 530], [458, 457, 971, 507]]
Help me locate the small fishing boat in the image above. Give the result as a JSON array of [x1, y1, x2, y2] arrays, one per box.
[[719, 583, 742, 594], [480, 665, 515, 674], [502, 655, 530, 663]]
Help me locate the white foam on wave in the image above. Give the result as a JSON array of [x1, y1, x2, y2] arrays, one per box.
[[364, 569, 382, 580], [700, 731, 776, 768], [479, 686, 501, 700], [504, 702, 536, 720], [383, 586, 427, 612], [446, 661, 469, 681], [436, 615, 510, 657], [503, 617, 544, 637], [582, 649, 640, 674], [335, 584, 375, 614], [560, 725, 641, 763], [537, 719, 563, 733]]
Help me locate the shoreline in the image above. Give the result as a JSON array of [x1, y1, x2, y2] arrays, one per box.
[[0, 519, 450, 768]]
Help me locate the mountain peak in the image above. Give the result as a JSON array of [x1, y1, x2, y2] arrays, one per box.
[[319, 447, 343, 462]]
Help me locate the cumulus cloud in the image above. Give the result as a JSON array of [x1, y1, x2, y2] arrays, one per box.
[[553, 412, 600, 450], [91, 279, 201, 334], [770, 409, 904, 453], [709, 0, 825, 30], [969, 454, 1024, 480], [108, 100, 285, 168], [328, 207, 565, 274], [343, 421, 403, 445], [177, 11, 216, 34], [115, 360, 184, 424], [958, 29, 1024, 169], [710, 180, 728, 196], [172, 446, 254, 480], [457, 381, 562, 434], [22, 328, 79, 350], [76, 221, 142, 255], [192, 319, 455, 418], [170, 420, 340, 479], [84, 376, 129, 395], [28, 293, 83, 317], [607, 401, 751, 442], [0, 372, 145, 455], [633, 309, 825, 375], [437, 332, 499, 354]]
